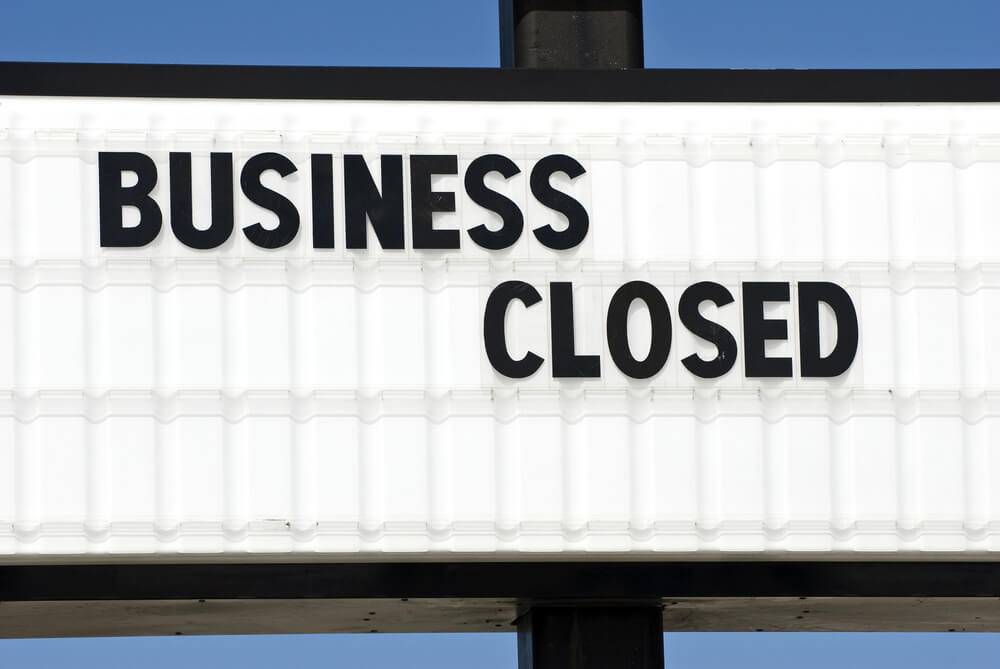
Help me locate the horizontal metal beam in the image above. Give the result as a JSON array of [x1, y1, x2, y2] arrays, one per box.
[[3, 596, 1000, 638]]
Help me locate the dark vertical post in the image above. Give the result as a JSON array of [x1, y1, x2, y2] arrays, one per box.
[[518, 606, 664, 669], [499, 0, 644, 69], [501, 4, 655, 667]]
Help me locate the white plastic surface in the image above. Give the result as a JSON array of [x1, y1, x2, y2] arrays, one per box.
[[1, 97, 1000, 557]]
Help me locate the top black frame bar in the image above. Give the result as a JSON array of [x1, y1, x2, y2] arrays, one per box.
[[2, 62, 1000, 102]]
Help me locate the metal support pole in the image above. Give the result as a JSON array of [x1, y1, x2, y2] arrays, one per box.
[[517, 606, 664, 669], [499, 0, 644, 69], [501, 4, 652, 667]]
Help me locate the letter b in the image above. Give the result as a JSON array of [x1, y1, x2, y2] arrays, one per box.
[[98, 152, 162, 247]]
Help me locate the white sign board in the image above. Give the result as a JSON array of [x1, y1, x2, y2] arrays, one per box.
[[1, 96, 999, 557]]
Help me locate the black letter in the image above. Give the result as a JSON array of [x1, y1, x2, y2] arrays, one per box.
[[606, 281, 671, 379], [240, 153, 299, 249], [742, 282, 793, 378], [530, 154, 589, 250], [345, 154, 404, 249], [465, 154, 523, 250], [98, 152, 162, 247], [169, 152, 234, 250], [798, 282, 859, 377], [680, 281, 738, 379], [483, 281, 544, 379], [311, 154, 335, 249], [411, 155, 459, 249], [241, 152, 300, 249], [550, 282, 601, 378]]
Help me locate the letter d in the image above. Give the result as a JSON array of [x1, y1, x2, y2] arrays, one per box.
[[798, 282, 859, 377]]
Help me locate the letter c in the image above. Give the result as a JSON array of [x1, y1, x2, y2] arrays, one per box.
[[483, 281, 544, 379]]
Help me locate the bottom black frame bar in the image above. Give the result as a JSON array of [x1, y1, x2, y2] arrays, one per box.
[[2, 561, 1000, 601]]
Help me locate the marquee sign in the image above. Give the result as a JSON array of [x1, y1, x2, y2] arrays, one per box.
[[1, 94, 998, 557]]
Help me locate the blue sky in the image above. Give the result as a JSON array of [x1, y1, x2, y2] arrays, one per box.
[[3, 0, 1000, 667], [2, 0, 1000, 68], [5, 631, 1000, 669]]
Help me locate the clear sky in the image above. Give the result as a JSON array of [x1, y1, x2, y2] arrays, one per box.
[[1, 0, 1000, 68], [3, 1, 1000, 667]]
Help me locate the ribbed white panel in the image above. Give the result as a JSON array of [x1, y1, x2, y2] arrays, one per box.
[[2, 97, 1000, 557]]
